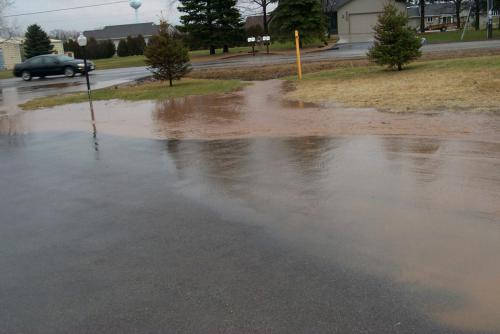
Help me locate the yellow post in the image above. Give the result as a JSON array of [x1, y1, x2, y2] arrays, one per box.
[[294, 30, 302, 80]]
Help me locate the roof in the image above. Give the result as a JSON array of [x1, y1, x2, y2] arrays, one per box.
[[245, 15, 271, 30], [84, 22, 159, 40], [329, 0, 407, 11], [0, 37, 23, 45], [407, 3, 456, 18]]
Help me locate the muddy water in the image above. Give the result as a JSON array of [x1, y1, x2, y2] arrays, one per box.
[[1, 81, 500, 332], [1, 80, 500, 142], [167, 136, 500, 332]]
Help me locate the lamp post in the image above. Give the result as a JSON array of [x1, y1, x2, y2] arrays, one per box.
[[77, 33, 96, 135], [487, 0, 493, 39]]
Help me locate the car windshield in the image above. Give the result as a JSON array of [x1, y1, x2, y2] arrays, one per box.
[[56, 55, 74, 62]]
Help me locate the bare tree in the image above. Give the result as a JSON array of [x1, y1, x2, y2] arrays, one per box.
[[49, 29, 79, 41], [449, 0, 464, 29], [239, 0, 277, 34], [0, 0, 16, 38]]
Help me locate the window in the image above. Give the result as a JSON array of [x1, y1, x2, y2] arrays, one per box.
[[56, 55, 73, 62], [427, 17, 433, 23], [27, 57, 43, 65], [43, 56, 59, 65]]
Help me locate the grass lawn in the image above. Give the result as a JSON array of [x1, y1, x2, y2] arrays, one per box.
[[20, 78, 244, 110], [0, 70, 13, 79], [424, 28, 500, 43], [286, 55, 500, 112]]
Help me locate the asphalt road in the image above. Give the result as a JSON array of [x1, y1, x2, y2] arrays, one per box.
[[1, 39, 500, 108], [2, 132, 500, 333]]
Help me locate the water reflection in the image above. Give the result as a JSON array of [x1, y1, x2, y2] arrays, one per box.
[[164, 135, 500, 332]]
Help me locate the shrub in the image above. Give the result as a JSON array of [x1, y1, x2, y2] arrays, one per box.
[[144, 20, 191, 86], [368, 2, 422, 71]]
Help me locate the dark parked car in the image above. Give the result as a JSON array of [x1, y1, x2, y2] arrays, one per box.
[[13, 55, 95, 81]]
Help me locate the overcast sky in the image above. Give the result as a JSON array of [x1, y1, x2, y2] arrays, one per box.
[[6, 0, 183, 33]]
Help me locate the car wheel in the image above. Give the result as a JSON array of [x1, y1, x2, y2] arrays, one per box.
[[21, 70, 32, 81], [64, 67, 75, 78]]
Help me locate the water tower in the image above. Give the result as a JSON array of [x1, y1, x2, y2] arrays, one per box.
[[129, 0, 142, 23]]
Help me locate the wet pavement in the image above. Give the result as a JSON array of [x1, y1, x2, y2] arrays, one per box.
[[1, 81, 500, 333]]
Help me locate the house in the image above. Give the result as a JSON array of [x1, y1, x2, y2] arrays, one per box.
[[0, 38, 65, 70], [0, 38, 23, 70], [326, 0, 407, 43], [83, 22, 160, 50], [244, 15, 272, 34], [407, 3, 500, 31], [407, 3, 459, 30]]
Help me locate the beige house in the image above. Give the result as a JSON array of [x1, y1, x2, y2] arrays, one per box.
[[0, 38, 24, 70], [335, 0, 407, 43], [0, 38, 65, 70]]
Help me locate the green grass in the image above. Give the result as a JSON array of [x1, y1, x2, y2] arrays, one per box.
[[20, 78, 244, 110], [0, 70, 13, 79], [424, 28, 500, 43]]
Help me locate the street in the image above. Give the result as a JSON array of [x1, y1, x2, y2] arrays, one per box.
[[2, 39, 500, 110]]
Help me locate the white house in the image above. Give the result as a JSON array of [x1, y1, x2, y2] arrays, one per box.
[[330, 0, 407, 43], [0, 38, 65, 70]]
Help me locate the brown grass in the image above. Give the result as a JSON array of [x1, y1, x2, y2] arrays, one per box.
[[188, 49, 500, 81], [287, 54, 500, 113]]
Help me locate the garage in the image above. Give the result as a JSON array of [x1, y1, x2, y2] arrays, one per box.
[[349, 13, 380, 39], [334, 0, 407, 43]]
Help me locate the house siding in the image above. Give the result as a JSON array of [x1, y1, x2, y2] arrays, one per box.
[[0, 41, 22, 70], [337, 0, 407, 43]]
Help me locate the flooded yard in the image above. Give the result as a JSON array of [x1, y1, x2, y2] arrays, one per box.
[[1, 80, 500, 333]]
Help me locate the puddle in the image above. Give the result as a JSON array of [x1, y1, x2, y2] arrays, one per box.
[[1, 80, 500, 143], [1, 133, 499, 332]]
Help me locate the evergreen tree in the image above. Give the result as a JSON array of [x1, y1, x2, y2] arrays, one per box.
[[214, 0, 243, 53], [135, 35, 146, 55], [270, 0, 325, 43], [104, 40, 116, 58], [24, 24, 53, 59], [144, 20, 191, 86], [178, 0, 217, 54], [126, 35, 138, 55], [178, 0, 242, 54], [368, 2, 422, 71], [117, 39, 129, 57]]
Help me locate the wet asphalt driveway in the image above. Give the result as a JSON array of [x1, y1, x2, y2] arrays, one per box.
[[1, 131, 500, 333]]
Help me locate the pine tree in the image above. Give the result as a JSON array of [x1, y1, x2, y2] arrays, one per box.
[[144, 20, 191, 86], [270, 0, 325, 43], [214, 0, 243, 53], [126, 35, 138, 55], [178, 0, 242, 54], [117, 39, 128, 57], [24, 24, 53, 59], [368, 2, 422, 71], [135, 35, 146, 55], [178, 0, 216, 54]]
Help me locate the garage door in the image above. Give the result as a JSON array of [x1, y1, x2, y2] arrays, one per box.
[[349, 13, 380, 35]]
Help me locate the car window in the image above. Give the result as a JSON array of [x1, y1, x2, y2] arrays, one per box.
[[57, 55, 73, 62], [26, 57, 43, 65], [43, 56, 59, 65]]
